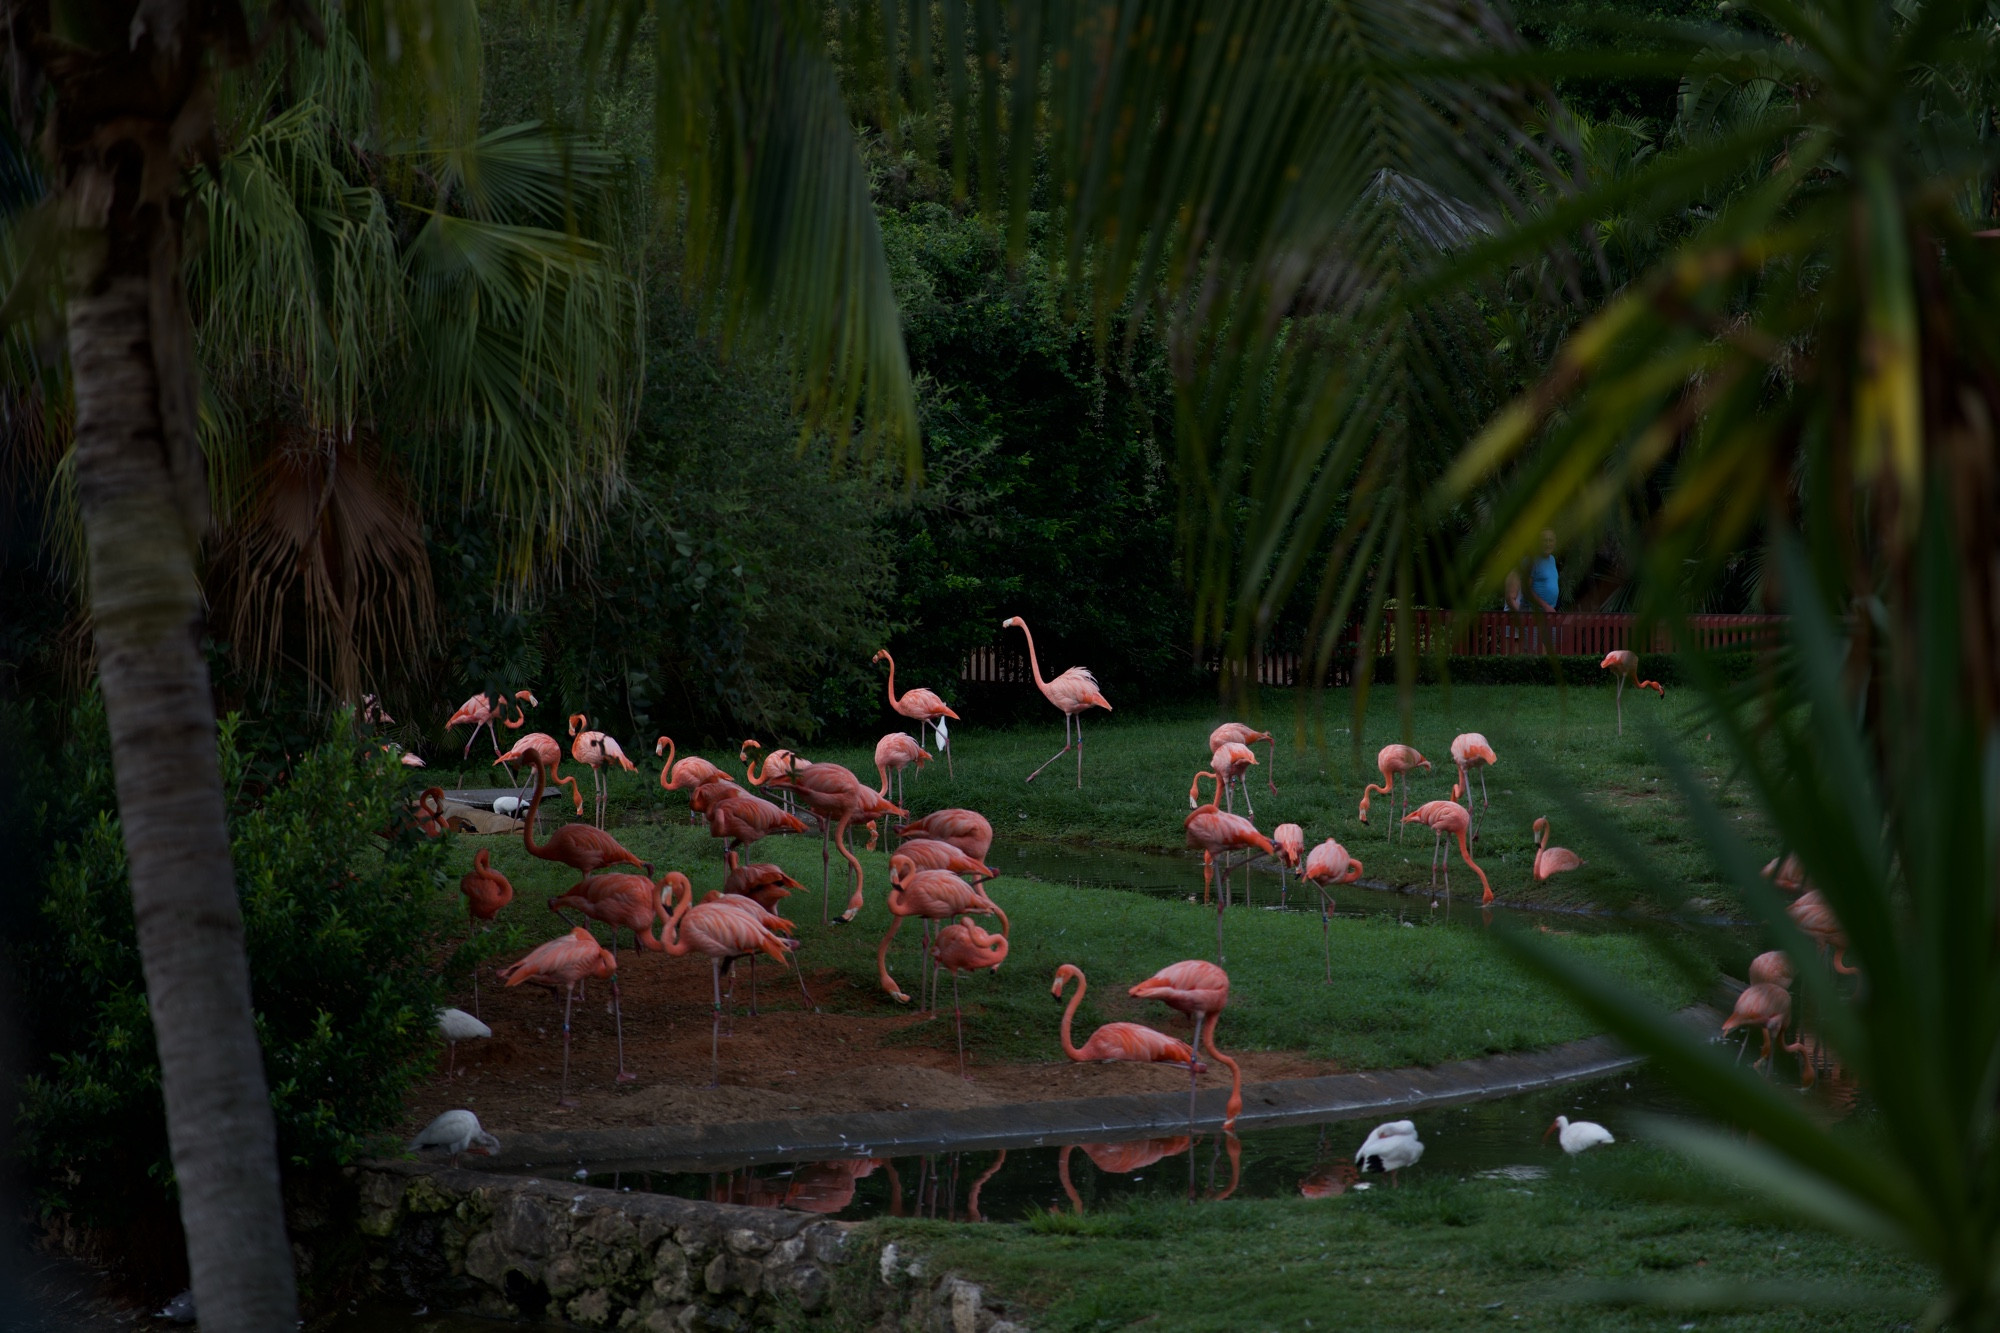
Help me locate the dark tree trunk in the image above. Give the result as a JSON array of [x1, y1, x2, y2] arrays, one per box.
[[64, 153, 299, 1328]]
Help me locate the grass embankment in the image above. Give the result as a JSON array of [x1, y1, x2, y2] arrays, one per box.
[[444, 816, 1698, 1070], [431, 683, 1770, 918], [870, 1144, 1928, 1331]]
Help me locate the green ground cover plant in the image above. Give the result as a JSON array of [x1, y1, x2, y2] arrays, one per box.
[[858, 1143, 1930, 1332]]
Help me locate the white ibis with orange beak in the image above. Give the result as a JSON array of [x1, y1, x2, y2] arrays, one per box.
[[1545, 1115, 1615, 1154]]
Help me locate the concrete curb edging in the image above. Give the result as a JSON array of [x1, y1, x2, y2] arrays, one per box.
[[484, 1004, 1723, 1176]]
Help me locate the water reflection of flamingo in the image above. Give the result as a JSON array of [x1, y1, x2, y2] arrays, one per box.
[[1302, 838, 1364, 983], [1299, 1157, 1360, 1198], [1057, 1138, 1192, 1213], [965, 1151, 1007, 1222], [783, 1158, 883, 1214], [1129, 960, 1241, 1130]]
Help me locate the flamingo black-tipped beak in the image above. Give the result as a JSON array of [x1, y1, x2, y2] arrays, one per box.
[[835, 909, 858, 925]]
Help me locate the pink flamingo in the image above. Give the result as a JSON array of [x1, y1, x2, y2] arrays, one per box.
[[878, 854, 1009, 1005], [1747, 950, 1794, 988], [700, 890, 813, 1015], [931, 916, 1009, 1078], [1721, 981, 1811, 1081], [659, 874, 795, 1084], [548, 871, 668, 956], [1403, 800, 1495, 904], [656, 737, 731, 823], [894, 837, 997, 881], [519, 757, 646, 890], [1359, 744, 1430, 839], [1272, 822, 1304, 907], [1053, 965, 1204, 1082], [1600, 650, 1665, 735], [1211, 723, 1277, 794], [1530, 817, 1584, 883], [707, 794, 807, 859], [1206, 741, 1261, 816], [1129, 960, 1242, 1130], [497, 926, 621, 1105], [1302, 838, 1365, 982], [875, 648, 961, 775], [1789, 891, 1859, 975], [739, 740, 802, 816], [1186, 770, 1274, 958], [447, 688, 538, 763], [1763, 853, 1808, 894], [458, 848, 514, 1015], [569, 713, 635, 828], [771, 760, 903, 925], [1058, 1138, 1192, 1214], [1448, 733, 1498, 836], [723, 860, 804, 912], [688, 778, 747, 820], [874, 732, 931, 810], [897, 808, 994, 864], [1003, 615, 1112, 787]]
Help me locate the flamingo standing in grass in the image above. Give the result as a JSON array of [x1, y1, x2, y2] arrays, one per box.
[[520, 757, 646, 889], [1210, 723, 1277, 794], [495, 731, 580, 812], [1359, 744, 1430, 838], [548, 871, 668, 959], [569, 714, 635, 828], [771, 760, 902, 925], [740, 740, 802, 816], [1403, 800, 1494, 904], [1789, 891, 1860, 975], [1271, 823, 1304, 907], [1531, 817, 1584, 883], [706, 793, 808, 858], [459, 849, 514, 1014], [1206, 741, 1261, 816], [657, 738, 731, 823], [1052, 965, 1203, 1081], [1186, 770, 1275, 959], [874, 649, 960, 775], [874, 732, 930, 811], [895, 837, 997, 881], [1302, 839, 1365, 982], [448, 689, 537, 764], [723, 860, 804, 912], [878, 855, 1008, 1005], [898, 809, 994, 864], [1448, 733, 1498, 837], [497, 926, 621, 1105], [1722, 981, 1811, 1081], [659, 875, 794, 1085], [931, 917, 1009, 1078], [1129, 960, 1242, 1130], [701, 889, 812, 1015], [1600, 650, 1664, 735], [1002, 616, 1112, 787]]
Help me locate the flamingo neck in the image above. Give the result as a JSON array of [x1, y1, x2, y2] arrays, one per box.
[[659, 882, 694, 955], [1016, 622, 1050, 693], [657, 738, 676, 787], [1202, 1019, 1243, 1123], [881, 652, 899, 707], [1058, 973, 1087, 1060], [522, 759, 550, 856]]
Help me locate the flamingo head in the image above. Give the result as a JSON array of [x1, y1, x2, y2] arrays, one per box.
[[1357, 792, 1371, 823], [872, 648, 890, 664], [1051, 963, 1083, 999], [1471, 743, 1497, 765], [1533, 817, 1549, 838], [516, 690, 539, 707], [658, 871, 692, 910], [888, 854, 915, 885], [568, 713, 587, 737], [655, 736, 671, 757], [865, 820, 880, 851], [1002, 615, 1024, 629]]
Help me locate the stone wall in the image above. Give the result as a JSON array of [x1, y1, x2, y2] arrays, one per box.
[[352, 1160, 1025, 1331]]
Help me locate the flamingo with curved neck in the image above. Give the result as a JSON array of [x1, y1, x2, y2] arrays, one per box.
[[1052, 964, 1203, 1071], [874, 649, 960, 775], [1002, 616, 1112, 787]]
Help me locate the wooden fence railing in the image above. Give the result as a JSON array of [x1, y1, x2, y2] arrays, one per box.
[[959, 613, 1785, 684]]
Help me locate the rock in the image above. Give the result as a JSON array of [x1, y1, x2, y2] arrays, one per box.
[[155, 1289, 196, 1323], [723, 1228, 772, 1258], [649, 1242, 692, 1303], [503, 1195, 553, 1264], [948, 1278, 984, 1333], [783, 1264, 831, 1313], [703, 1252, 763, 1298], [566, 1286, 614, 1326], [804, 1224, 849, 1266], [461, 1231, 513, 1291]]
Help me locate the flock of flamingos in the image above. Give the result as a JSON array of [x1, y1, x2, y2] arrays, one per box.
[[406, 621, 1849, 1192]]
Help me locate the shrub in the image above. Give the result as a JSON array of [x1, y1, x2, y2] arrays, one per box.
[[9, 698, 447, 1228]]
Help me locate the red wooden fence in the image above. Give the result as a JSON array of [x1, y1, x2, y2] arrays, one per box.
[[959, 613, 1784, 684]]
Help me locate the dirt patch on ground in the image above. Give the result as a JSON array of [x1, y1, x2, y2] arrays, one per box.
[[407, 959, 1338, 1139]]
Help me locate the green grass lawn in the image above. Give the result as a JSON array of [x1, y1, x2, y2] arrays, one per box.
[[861, 1144, 1928, 1331], [445, 813, 1700, 1069], [428, 684, 1770, 919]]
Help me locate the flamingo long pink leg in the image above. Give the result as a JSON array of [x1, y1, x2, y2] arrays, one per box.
[[558, 982, 578, 1108], [1026, 713, 1075, 783], [709, 958, 725, 1086]]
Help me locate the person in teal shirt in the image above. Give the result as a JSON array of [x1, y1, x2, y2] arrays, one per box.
[[1530, 528, 1559, 611]]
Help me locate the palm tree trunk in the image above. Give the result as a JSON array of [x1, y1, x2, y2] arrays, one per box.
[[67, 211, 299, 1329]]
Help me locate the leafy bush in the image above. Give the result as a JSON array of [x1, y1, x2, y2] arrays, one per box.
[[9, 698, 447, 1226]]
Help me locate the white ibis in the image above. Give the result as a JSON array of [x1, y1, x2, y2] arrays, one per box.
[[1545, 1115, 1615, 1154], [406, 1109, 500, 1166], [436, 1007, 491, 1076], [1356, 1119, 1424, 1180]]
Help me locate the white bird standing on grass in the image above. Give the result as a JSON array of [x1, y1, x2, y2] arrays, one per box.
[[407, 1109, 500, 1166], [1545, 1115, 1615, 1154], [1356, 1119, 1424, 1180]]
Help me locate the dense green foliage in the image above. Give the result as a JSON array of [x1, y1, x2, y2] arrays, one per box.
[[6, 702, 447, 1226]]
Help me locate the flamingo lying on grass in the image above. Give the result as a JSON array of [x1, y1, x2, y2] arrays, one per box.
[[1531, 817, 1584, 883], [1052, 965, 1203, 1085], [898, 808, 994, 864]]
